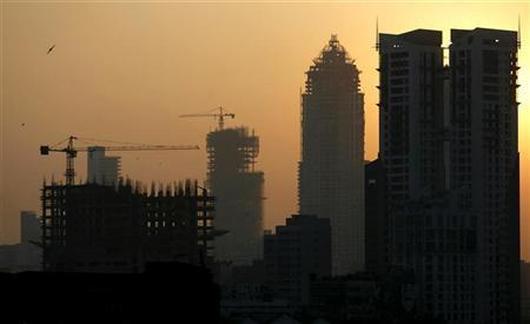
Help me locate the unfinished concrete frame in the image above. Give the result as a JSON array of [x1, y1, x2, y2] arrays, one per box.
[[207, 127, 264, 265], [41, 179, 215, 273]]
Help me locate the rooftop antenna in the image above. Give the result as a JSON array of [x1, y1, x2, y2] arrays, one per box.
[[375, 16, 380, 52], [518, 14, 521, 49], [330, 33, 339, 47]]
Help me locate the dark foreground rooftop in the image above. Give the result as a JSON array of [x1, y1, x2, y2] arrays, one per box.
[[0, 262, 220, 323]]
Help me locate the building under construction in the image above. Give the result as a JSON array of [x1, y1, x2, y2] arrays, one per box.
[[299, 35, 365, 275], [207, 127, 264, 265], [41, 179, 215, 273]]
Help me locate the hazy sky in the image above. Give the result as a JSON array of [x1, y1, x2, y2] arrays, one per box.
[[1, 1, 529, 258]]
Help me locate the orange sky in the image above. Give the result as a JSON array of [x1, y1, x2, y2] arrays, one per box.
[[1, 2, 529, 258]]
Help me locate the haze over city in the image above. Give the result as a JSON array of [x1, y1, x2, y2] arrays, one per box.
[[1, 1, 529, 260], [3, 2, 530, 322]]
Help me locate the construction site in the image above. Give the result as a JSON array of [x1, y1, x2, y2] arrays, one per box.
[[39, 136, 216, 273], [180, 107, 265, 265], [42, 179, 215, 273], [207, 126, 264, 265], [37, 106, 265, 273]]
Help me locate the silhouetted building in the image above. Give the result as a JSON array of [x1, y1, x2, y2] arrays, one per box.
[[20, 210, 40, 244], [379, 29, 446, 206], [449, 28, 520, 323], [364, 159, 387, 275], [208, 127, 264, 265], [0, 243, 39, 273], [0, 211, 41, 272], [220, 259, 270, 303], [41, 180, 215, 273], [392, 194, 477, 321], [264, 214, 331, 305], [309, 270, 426, 323], [521, 260, 530, 323], [0, 244, 20, 272], [377, 27, 520, 323], [299, 35, 365, 275], [309, 273, 379, 321], [87, 146, 121, 185], [1, 262, 220, 323], [378, 30, 458, 320]]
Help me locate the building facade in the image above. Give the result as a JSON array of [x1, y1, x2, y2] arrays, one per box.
[[449, 28, 520, 323], [264, 215, 331, 305], [378, 29, 446, 208], [364, 159, 388, 275], [299, 35, 365, 275], [378, 28, 520, 323]]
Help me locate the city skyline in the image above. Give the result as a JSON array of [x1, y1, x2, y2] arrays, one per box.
[[2, 2, 529, 259]]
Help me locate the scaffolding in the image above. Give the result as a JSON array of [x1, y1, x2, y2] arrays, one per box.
[[41, 179, 215, 272], [206, 127, 264, 265], [299, 35, 365, 275], [206, 127, 259, 177]]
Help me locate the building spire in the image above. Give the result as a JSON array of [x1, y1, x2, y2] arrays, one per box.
[[314, 34, 353, 65]]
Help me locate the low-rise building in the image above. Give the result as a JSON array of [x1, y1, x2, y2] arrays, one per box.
[[264, 215, 331, 305]]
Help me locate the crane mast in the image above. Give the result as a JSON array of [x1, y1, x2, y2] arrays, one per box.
[[179, 106, 235, 130]]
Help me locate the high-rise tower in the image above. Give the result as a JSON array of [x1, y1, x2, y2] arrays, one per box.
[[379, 29, 446, 207], [208, 127, 264, 265], [449, 28, 520, 323], [299, 35, 365, 275], [377, 27, 520, 323]]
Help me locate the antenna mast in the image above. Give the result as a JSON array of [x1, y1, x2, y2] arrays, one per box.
[[375, 16, 380, 52], [518, 15, 521, 49]]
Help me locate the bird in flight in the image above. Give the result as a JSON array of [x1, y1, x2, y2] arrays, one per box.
[[47, 44, 56, 54]]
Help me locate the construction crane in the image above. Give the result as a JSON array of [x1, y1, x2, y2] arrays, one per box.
[[179, 106, 235, 130], [40, 136, 200, 186]]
